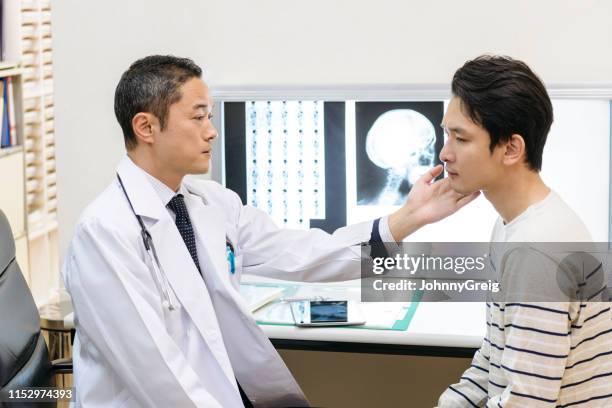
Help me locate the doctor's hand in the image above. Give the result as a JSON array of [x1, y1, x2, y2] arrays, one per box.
[[387, 164, 480, 242]]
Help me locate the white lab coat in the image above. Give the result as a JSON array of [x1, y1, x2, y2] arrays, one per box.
[[62, 156, 374, 407]]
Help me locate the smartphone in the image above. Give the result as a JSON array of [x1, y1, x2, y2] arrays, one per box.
[[289, 300, 366, 327]]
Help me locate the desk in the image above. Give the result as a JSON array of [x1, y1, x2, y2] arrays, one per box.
[[243, 276, 486, 358], [63, 276, 487, 358], [61, 277, 484, 406]]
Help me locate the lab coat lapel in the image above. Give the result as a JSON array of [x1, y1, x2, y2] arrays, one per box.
[[116, 158, 237, 387], [116, 157, 166, 221], [183, 196, 246, 317], [148, 217, 237, 386], [186, 193, 310, 407], [185, 200, 228, 278]]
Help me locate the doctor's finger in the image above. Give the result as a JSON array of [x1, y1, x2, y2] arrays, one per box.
[[419, 164, 444, 185]]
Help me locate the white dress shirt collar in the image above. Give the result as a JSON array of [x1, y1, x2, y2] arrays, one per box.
[[126, 156, 189, 207]]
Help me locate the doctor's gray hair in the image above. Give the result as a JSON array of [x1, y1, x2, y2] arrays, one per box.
[[114, 55, 202, 150]]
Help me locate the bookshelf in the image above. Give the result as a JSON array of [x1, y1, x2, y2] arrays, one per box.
[[0, 63, 29, 284], [3, 0, 58, 304]]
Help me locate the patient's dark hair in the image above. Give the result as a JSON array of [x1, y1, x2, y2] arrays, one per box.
[[114, 55, 202, 149], [451, 55, 553, 171]]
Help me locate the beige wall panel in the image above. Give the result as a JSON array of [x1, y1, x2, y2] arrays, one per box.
[[15, 234, 31, 285]]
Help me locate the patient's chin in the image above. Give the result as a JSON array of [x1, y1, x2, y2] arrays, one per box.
[[450, 183, 476, 196]]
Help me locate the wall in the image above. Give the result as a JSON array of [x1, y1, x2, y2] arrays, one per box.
[[50, 1, 611, 403], [54, 0, 612, 257]]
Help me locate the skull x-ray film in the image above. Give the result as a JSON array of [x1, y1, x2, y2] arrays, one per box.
[[355, 102, 445, 206]]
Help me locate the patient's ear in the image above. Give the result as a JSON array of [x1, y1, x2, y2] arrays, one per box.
[[132, 113, 158, 146], [502, 134, 525, 167]]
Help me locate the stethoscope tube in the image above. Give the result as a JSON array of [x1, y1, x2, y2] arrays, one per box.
[[116, 174, 176, 311]]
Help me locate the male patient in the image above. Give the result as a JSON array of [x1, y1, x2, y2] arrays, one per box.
[[437, 56, 612, 407]]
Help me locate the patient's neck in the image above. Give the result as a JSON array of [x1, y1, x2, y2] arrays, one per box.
[[483, 169, 550, 224]]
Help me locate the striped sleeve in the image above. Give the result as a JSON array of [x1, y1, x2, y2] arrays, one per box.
[[485, 247, 572, 407], [438, 336, 491, 407], [485, 302, 570, 407]]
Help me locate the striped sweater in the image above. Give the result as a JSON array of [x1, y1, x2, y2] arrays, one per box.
[[438, 192, 612, 407]]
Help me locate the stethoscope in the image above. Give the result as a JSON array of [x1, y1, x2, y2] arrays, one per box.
[[116, 174, 176, 311]]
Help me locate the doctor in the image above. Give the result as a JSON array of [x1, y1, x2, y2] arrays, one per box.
[[62, 55, 479, 407]]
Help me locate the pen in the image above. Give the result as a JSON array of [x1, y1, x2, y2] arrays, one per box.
[[226, 241, 235, 274]]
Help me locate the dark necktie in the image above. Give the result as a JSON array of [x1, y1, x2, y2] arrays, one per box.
[[166, 194, 253, 408], [167, 194, 201, 274]]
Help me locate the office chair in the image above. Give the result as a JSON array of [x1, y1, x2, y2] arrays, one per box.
[[0, 210, 72, 405]]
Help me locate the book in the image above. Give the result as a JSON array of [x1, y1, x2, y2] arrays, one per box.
[[239, 284, 284, 312], [0, 0, 4, 61], [7, 77, 15, 146], [1, 78, 9, 148]]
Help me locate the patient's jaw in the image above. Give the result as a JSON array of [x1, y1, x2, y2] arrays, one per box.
[[439, 97, 505, 195]]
